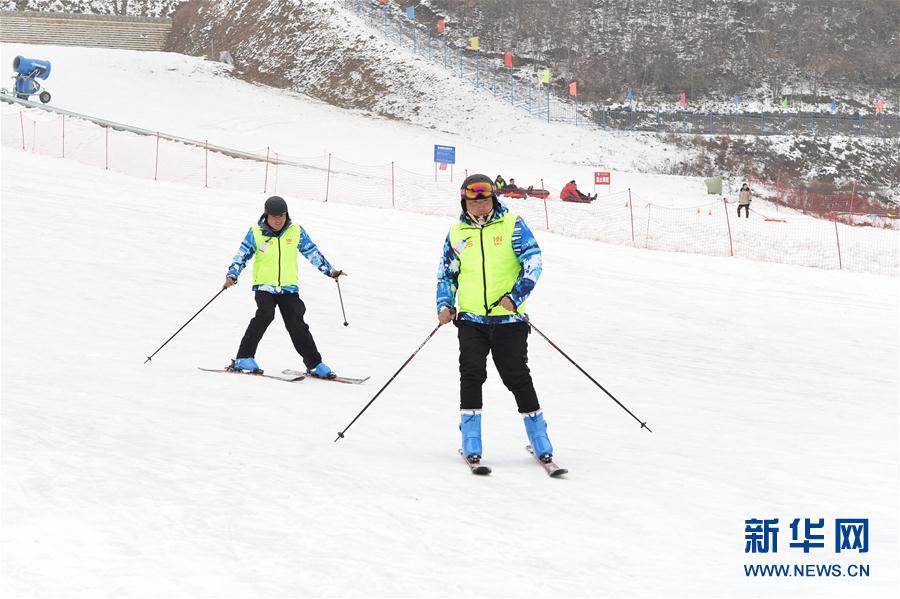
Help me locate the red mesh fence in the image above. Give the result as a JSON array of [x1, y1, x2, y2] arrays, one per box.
[[3, 107, 897, 276], [748, 174, 898, 229]]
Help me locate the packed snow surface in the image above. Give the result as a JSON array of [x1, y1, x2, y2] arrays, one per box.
[[1, 41, 898, 598]]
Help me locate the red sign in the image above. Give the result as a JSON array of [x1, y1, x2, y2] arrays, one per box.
[[594, 171, 611, 185], [504, 52, 512, 68], [438, 163, 447, 171], [437, 18, 445, 33], [568, 81, 577, 96]]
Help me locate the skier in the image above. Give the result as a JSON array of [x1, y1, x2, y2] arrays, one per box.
[[224, 195, 344, 377], [494, 174, 507, 190], [436, 174, 556, 466], [737, 183, 752, 218]]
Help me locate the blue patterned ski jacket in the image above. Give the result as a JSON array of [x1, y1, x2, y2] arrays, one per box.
[[227, 215, 336, 295], [436, 203, 542, 324]]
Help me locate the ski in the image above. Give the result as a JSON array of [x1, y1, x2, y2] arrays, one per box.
[[526, 445, 568, 477], [198, 367, 306, 383], [459, 449, 492, 475], [282, 369, 370, 385]]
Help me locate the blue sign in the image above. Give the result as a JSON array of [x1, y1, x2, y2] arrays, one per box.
[[732, 94, 740, 108], [831, 99, 837, 113], [434, 144, 455, 164], [406, 6, 414, 19]]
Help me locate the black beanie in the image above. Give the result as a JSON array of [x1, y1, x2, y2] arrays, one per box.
[[264, 196, 288, 215]]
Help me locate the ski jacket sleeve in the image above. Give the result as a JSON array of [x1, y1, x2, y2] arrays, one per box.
[[297, 227, 337, 276], [227, 228, 257, 280], [507, 217, 542, 308], [436, 232, 459, 314]]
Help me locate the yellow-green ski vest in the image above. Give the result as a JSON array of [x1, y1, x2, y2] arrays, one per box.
[[448, 212, 524, 317], [251, 223, 301, 287]]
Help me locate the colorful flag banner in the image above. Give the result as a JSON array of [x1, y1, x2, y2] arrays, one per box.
[[568, 81, 577, 96], [782, 97, 788, 109], [542, 68, 551, 84], [680, 91, 686, 108], [469, 36, 479, 50], [875, 99, 885, 113], [504, 52, 512, 68], [437, 18, 445, 33], [406, 6, 414, 19]]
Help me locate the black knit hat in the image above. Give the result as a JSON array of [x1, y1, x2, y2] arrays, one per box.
[[264, 195, 288, 215]]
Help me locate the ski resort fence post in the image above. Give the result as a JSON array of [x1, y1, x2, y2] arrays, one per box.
[[204, 140, 208, 188], [391, 161, 395, 207], [546, 85, 551, 123], [104, 126, 109, 170], [722, 197, 734, 256], [833, 215, 843, 270], [19, 111, 24, 150], [154, 131, 160, 180], [263, 146, 270, 193], [628, 188, 635, 244], [492, 64, 497, 96], [848, 180, 856, 215], [325, 152, 332, 202], [334, 323, 443, 442]]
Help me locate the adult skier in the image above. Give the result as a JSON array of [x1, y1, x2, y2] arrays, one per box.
[[224, 195, 344, 378], [436, 174, 556, 466]]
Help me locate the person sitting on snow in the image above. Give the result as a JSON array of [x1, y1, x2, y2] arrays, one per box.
[[560, 180, 595, 202]]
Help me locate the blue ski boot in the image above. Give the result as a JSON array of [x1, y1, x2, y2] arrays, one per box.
[[523, 411, 553, 462], [460, 410, 483, 459], [308, 362, 335, 378], [231, 357, 261, 372]]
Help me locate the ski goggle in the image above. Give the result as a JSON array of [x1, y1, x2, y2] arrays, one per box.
[[461, 181, 495, 200]]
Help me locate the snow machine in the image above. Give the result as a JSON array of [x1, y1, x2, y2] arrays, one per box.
[[11, 56, 52, 104]]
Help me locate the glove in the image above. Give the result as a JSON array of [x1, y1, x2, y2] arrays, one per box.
[[330, 269, 344, 279]]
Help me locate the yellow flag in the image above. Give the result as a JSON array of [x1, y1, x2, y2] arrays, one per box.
[[469, 36, 479, 50], [542, 68, 551, 84]]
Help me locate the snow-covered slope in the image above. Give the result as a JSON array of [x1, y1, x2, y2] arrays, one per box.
[[0, 42, 749, 204], [2, 144, 898, 597]]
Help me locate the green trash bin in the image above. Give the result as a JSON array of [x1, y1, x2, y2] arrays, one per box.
[[704, 176, 722, 195]]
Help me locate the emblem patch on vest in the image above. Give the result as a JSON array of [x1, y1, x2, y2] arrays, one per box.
[[452, 237, 472, 255], [493, 235, 503, 245], [286, 238, 293, 245]]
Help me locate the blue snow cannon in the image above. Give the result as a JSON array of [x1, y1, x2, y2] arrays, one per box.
[[12, 56, 52, 103]]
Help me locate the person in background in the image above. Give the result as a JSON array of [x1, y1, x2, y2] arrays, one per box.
[[738, 183, 752, 218], [494, 174, 507, 190], [560, 180, 595, 202]]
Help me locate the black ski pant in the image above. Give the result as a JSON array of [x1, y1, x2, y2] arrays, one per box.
[[737, 204, 750, 217], [237, 291, 322, 369], [455, 320, 540, 414]]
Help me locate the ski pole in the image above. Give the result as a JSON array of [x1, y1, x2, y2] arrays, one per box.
[[335, 323, 442, 442], [526, 319, 652, 433], [144, 286, 228, 364], [335, 278, 349, 326]]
